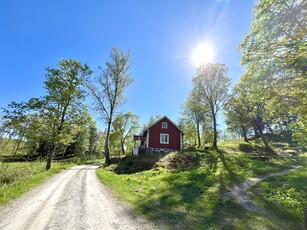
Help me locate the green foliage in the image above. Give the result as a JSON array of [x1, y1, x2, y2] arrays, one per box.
[[250, 166, 307, 229], [180, 90, 208, 147], [43, 59, 92, 146], [1, 59, 93, 169], [0, 161, 75, 206], [238, 0, 307, 148], [192, 63, 231, 149], [179, 119, 197, 148], [110, 112, 140, 155]]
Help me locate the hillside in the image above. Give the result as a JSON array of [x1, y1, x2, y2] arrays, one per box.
[[97, 136, 307, 229]]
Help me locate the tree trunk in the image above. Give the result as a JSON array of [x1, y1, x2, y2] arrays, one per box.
[[241, 125, 249, 142], [121, 142, 126, 155], [196, 122, 201, 147], [104, 120, 112, 165], [252, 125, 260, 138], [212, 111, 218, 150], [46, 144, 57, 170], [253, 118, 274, 153]]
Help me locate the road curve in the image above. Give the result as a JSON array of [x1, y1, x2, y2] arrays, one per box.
[[0, 164, 161, 230]]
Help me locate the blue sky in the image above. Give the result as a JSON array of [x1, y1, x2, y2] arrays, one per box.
[[0, 0, 255, 129]]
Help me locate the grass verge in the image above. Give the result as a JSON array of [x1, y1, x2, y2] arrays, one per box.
[[96, 145, 305, 229], [0, 161, 75, 206], [249, 161, 307, 229]]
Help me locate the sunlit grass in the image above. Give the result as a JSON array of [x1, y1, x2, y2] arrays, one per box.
[[96, 144, 305, 229], [0, 161, 75, 206]]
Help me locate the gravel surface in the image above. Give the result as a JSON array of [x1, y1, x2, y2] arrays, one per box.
[[0, 164, 162, 230]]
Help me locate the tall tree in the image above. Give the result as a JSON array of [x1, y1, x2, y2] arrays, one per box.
[[239, 0, 307, 146], [111, 112, 140, 155], [192, 63, 230, 149], [230, 77, 275, 152], [182, 89, 207, 147], [88, 48, 133, 165], [44, 59, 92, 170]]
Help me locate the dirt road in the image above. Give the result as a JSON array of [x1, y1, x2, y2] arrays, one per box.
[[0, 164, 160, 230]]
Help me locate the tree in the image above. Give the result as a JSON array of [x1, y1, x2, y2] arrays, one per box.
[[1, 60, 92, 166], [181, 90, 208, 147], [111, 112, 140, 155], [88, 48, 133, 165], [1, 98, 44, 159], [192, 63, 230, 149], [225, 91, 252, 143], [88, 124, 99, 157], [230, 78, 274, 151], [239, 0, 307, 146], [178, 118, 197, 148], [44, 59, 92, 169]]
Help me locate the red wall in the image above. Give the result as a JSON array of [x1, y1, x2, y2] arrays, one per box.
[[148, 118, 181, 150]]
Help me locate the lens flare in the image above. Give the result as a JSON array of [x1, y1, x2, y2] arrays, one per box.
[[191, 42, 216, 67]]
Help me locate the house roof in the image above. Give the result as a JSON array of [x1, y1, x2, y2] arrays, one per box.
[[143, 116, 184, 134]]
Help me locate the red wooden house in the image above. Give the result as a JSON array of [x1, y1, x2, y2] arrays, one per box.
[[134, 116, 184, 154]]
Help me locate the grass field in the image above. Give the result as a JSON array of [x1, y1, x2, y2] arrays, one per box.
[[96, 139, 307, 229], [0, 161, 75, 206]]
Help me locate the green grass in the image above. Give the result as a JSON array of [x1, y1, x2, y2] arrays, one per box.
[[0, 161, 75, 206], [249, 161, 307, 229], [96, 141, 306, 229], [0, 138, 27, 159]]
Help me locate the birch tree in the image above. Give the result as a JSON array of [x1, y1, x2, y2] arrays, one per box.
[[192, 63, 230, 149], [88, 48, 133, 165]]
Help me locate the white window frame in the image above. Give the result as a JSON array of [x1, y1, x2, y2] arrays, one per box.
[[162, 122, 168, 129], [160, 133, 169, 144]]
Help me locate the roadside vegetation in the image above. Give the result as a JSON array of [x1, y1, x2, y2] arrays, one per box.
[[97, 137, 307, 229], [0, 161, 75, 206], [249, 165, 307, 229]]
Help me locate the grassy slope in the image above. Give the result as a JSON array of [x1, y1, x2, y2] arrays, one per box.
[[0, 161, 75, 206], [96, 139, 306, 229], [249, 166, 307, 229]]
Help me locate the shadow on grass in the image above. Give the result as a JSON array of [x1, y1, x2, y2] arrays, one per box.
[[217, 150, 239, 183], [113, 148, 306, 228], [131, 151, 238, 229], [113, 152, 169, 174], [136, 170, 226, 228]]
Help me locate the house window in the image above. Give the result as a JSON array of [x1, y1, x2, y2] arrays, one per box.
[[162, 122, 168, 129], [160, 133, 169, 144]]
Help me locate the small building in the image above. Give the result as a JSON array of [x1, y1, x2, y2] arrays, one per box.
[[133, 116, 184, 155]]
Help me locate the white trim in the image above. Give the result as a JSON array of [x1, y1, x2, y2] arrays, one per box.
[[143, 116, 184, 134], [146, 129, 150, 148], [162, 122, 168, 129], [160, 133, 169, 144]]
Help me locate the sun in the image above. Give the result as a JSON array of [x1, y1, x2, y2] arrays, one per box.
[[191, 42, 216, 67]]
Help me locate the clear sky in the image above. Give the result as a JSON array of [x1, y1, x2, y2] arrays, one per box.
[[0, 0, 255, 129]]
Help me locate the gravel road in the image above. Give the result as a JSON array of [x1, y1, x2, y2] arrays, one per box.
[[0, 164, 161, 230]]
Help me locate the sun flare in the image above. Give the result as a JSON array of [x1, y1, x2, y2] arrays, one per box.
[[191, 42, 216, 67]]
